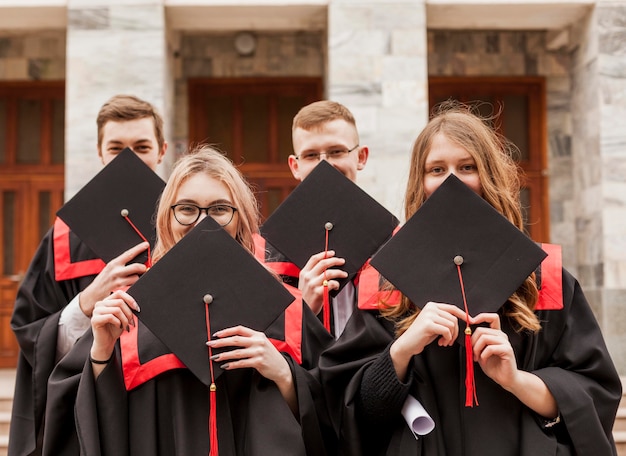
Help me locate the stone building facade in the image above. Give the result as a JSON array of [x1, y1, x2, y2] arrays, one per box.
[[0, 0, 625, 374]]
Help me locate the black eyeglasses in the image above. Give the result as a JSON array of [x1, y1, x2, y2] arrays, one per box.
[[171, 203, 238, 227], [295, 144, 359, 162]]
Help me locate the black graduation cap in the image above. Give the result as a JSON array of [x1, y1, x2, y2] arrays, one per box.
[[128, 215, 296, 385], [260, 160, 399, 296], [371, 173, 547, 319], [57, 148, 165, 265]]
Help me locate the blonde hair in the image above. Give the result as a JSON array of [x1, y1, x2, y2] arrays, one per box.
[[292, 100, 356, 132], [383, 102, 541, 334], [152, 145, 260, 262]]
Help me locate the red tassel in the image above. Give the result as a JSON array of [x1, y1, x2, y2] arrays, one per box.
[[322, 223, 332, 333], [121, 210, 152, 268], [464, 327, 478, 407], [322, 280, 331, 332], [209, 383, 219, 456], [456, 262, 478, 407]]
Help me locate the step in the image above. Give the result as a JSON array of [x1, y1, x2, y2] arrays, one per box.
[[616, 408, 626, 432], [0, 435, 6, 456], [0, 369, 15, 414], [0, 411, 9, 436], [0, 399, 11, 414], [615, 430, 626, 456]]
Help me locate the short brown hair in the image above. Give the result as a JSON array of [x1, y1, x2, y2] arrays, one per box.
[[292, 100, 356, 131], [96, 94, 165, 150]]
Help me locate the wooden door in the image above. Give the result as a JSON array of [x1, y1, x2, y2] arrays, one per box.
[[0, 82, 65, 367], [189, 77, 323, 219]]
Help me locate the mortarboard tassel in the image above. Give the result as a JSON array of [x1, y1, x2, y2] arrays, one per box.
[[121, 209, 153, 268], [322, 222, 333, 332], [454, 255, 479, 407], [204, 294, 219, 456]]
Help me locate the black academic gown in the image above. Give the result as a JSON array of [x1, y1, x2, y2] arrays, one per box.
[[61, 297, 334, 456], [41, 233, 335, 456], [319, 262, 622, 456], [9, 219, 103, 456]]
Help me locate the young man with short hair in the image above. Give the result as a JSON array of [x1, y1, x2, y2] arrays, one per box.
[[9, 94, 167, 456], [266, 100, 369, 340]]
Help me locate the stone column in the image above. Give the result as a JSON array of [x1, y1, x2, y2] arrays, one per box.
[[327, 0, 428, 219], [571, 2, 626, 374], [597, 1, 626, 374], [65, 0, 172, 199]]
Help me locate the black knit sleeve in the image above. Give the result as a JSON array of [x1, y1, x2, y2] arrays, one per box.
[[355, 343, 413, 427]]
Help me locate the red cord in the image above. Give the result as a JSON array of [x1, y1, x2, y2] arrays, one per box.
[[121, 213, 152, 268], [205, 300, 219, 456]]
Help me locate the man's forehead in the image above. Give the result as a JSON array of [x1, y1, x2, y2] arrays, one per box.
[[293, 119, 358, 148], [102, 117, 156, 138], [295, 117, 355, 133]]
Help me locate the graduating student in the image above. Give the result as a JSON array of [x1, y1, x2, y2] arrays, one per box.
[[263, 99, 397, 364], [258, 100, 390, 340], [68, 147, 333, 455], [260, 160, 399, 338], [9, 94, 167, 456], [256, 101, 399, 456], [318, 104, 622, 455]]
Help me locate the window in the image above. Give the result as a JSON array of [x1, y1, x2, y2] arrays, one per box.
[[189, 78, 323, 218]]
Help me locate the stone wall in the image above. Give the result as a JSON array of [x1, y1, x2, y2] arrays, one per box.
[[0, 31, 65, 80]]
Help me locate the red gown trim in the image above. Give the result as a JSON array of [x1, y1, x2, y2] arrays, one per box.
[[357, 260, 401, 310], [535, 243, 564, 310], [252, 233, 303, 363], [357, 225, 402, 310], [120, 318, 186, 391], [253, 233, 301, 278], [268, 284, 303, 365], [53, 217, 106, 281]]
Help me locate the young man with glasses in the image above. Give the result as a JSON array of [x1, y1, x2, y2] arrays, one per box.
[[282, 100, 369, 339], [288, 101, 368, 184], [9, 94, 167, 456]]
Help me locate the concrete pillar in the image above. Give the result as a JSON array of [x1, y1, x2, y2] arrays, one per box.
[[327, 0, 429, 219], [597, 1, 626, 375], [65, 0, 173, 198], [571, 3, 626, 374]]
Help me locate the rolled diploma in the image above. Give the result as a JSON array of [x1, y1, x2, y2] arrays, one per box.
[[401, 395, 435, 437]]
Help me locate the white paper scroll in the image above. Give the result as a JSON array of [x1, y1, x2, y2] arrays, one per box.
[[401, 395, 435, 437]]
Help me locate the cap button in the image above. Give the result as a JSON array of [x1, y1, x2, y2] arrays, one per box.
[[324, 222, 333, 231], [203, 294, 213, 304], [120, 208, 129, 217], [453, 255, 464, 265]]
